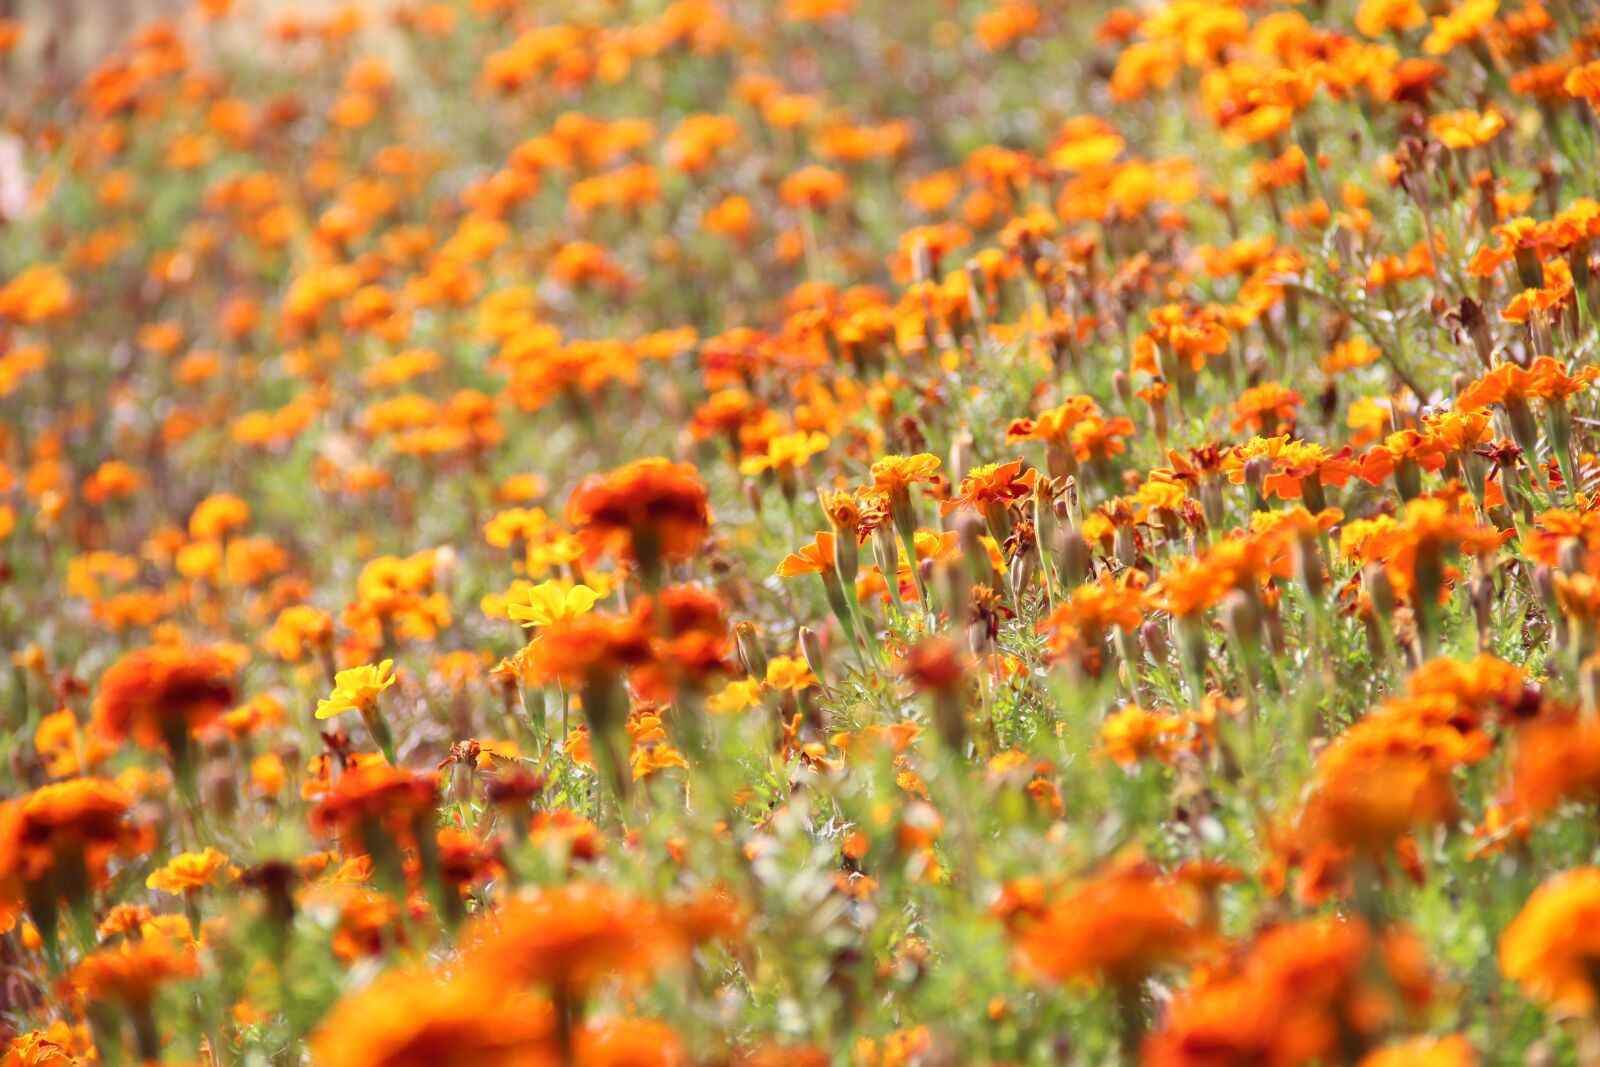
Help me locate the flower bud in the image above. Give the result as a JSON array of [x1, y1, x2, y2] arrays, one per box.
[[800, 626, 828, 686], [1221, 589, 1261, 656], [1141, 620, 1172, 666], [1243, 457, 1270, 510], [1055, 524, 1090, 586], [1560, 537, 1588, 577], [735, 621, 768, 680]]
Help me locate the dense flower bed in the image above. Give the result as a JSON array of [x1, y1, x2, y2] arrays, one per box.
[[4, 0, 1600, 1063]]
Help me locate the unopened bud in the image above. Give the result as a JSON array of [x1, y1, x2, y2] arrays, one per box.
[[1141, 620, 1172, 666], [1364, 563, 1396, 618], [1243, 457, 1270, 508], [735, 621, 768, 680], [1113, 369, 1135, 412], [204, 764, 239, 821], [1221, 589, 1261, 653], [1009, 547, 1036, 595], [1560, 538, 1588, 576], [1471, 573, 1495, 646], [799, 626, 828, 686], [1294, 530, 1325, 601], [1056, 525, 1090, 585]]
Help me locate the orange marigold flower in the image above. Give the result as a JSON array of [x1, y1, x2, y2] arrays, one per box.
[[516, 608, 656, 690], [1146, 917, 1432, 1067], [1505, 708, 1600, 821], [1, 1031, 78, 1067], [1422, 0, 1497, 55], [1566, 60, 1600, 106], [146, 847, 230, 895], [0, 779, 142, 910], [460, 883, 681, 996], [566, 458, 712, 573], [941, 459, 1036, 517], [1070, 415, 1137, 464], [1228, 382, 1301, 434], [91, 645, 239, 753], [71, 936, 198, 1006], [864, 453, 941, 498], [1358, 1036, 1476, 1067], [1009, 863, 1195, 986], [1296, 707, 1474, 853], [778, 165, 849, 210], [1500, 868, 1600, 1014], [188, 493, 251, 540], [310, 966, 555, 1067], [309, 764, 439, 849], [0, 265, 73, 324], [776, 531, 835, 577], [1100, 706, 1187, 766], [1427, 109, 1505, 150], [1356, 0, 1425, 37], [1038, 571, 1148, 667]]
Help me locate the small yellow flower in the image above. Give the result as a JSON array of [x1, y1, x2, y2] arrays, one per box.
[[315, 659, 397, 720], [738, 430, 830, 475], [507, 579, 601, 628], [146, 847, 231, 894], [707, 678, 764, 714], [765, 655, 816, 691]]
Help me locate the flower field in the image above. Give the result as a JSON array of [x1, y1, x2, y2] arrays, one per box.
[[5, 0, 1600, 1063]]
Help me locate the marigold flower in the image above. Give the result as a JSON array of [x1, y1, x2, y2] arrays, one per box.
[[576, 1019, 686, 1067], [1421, 0, 1497, 55], [460, 883, 681, 996], [71, 936, 198, 1006], [1359, 1036, 1477, 1067], [1566, 61, 1600, 107], [1355, 0, 1425, 37], [765, 655, 816, 691], [738, 430, 829, 476], [92, 645, 239, 753], [316, 660, 397, 720], [1427, 109, 1505, 150], [1100, 706, 1187, 766], [1, 1032, 78, 1067], [1500, 868, 1600, 1013], [941, 459, 1037, 518], [1146, 918, 1432, 1066], [0, 779, 142, 913], [507, 580, 601, 628], [146, 847, 230, 895], [309, 966, 555, 1067], [1009, 864, 1195, 986], [566, 458, 712, 576]]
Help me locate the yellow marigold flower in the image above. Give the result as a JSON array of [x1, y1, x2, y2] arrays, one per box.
[[315, 659, 397, 720], [1100, 706, 1186, 766], [707, 678, 764, 714], [865, 452, 941, 497], [506, 579, 601, 628], [146, 847, 231, 895], [188, 493, 252, 540], [765, 655, 816, 691], [1, 1031, 78, 1067], [1422, 0, 1497, 55], [1358, 1036, 1477, 1067], [738, 430, 829, 475], [1355, 0, 1424, 37], [1427, 109, 1505, 150]]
